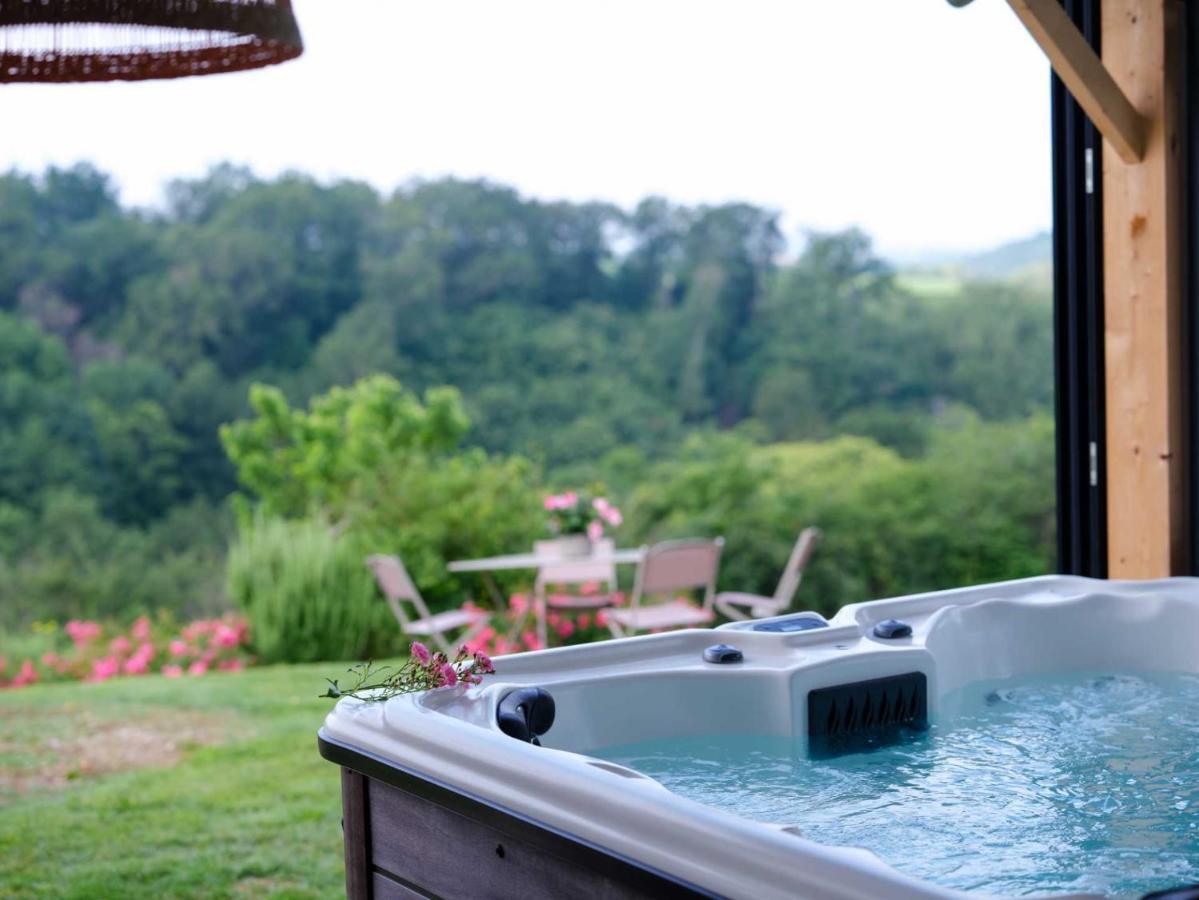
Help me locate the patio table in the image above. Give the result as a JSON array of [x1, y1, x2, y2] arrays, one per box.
[[448, 547, 645, 643], [447, 547, 645, 573]]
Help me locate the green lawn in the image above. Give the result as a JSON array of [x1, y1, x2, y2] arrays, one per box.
[[0, 662, 361, 899]]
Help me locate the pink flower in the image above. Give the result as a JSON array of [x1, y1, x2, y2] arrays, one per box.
[[12, 660, 38, 687], [213, 624, 240, 649], [587, 520, 604, 542], [162, 665, 183, 678], [89, 656, 120, 682], [109, 636, 131, 656], [123, 643, 155, 674], [577, 613, 592, 629], [65, 620, 101, 647], [544, 491, 580, 511], [182, 620, 214, 641], [521, 631, 543, 651], [41, 651, 60, 668], [411, 641, 431, 665], [466, 627, 495, 652], [131, 616, 152, 642], [218, 659, 244, 672], [592, 497, 623, 527], [440, 664, 458, 687], [596, 610, 609, 627], [473, 650, 493, 671], [555, 620, 575, 639], [169, 639, 188, 658], [187, 660, 209, 676], [508, 593, 528, 613]]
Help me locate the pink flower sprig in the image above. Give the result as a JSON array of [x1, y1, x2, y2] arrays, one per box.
[[322, 642, 496, 703]]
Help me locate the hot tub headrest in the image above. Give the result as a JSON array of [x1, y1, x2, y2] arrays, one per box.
[[497, 687, 556, 745]]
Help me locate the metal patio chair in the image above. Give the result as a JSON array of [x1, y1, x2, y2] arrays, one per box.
[[715, 527, 822, 621], [367, 554, 489, 654], [532, 538, 619, 647], [605, 538, 724, 638]]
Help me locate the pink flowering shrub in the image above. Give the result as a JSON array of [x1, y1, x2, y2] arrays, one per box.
[[0, 613, 253, 690], [323, 642, 496, 702]]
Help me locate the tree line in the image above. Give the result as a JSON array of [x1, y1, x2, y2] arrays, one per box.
[[0, 163, 1054, 631]]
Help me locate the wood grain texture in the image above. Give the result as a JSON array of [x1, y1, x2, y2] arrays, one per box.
[[1007, 0, 1146, 162], [341, 768, 372, 900], [1102, 0, 1188, 576], [372, 871, 431, 900], [367, 777, 660, 900]]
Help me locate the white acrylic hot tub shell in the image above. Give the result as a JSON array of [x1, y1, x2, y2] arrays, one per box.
[[321, 575, 1199, 900]]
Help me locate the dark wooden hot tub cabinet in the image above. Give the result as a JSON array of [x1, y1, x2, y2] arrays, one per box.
[[318, 733, 716, 900]]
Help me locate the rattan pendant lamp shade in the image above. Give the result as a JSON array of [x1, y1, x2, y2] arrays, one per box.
[[0, 0, 303, 83]]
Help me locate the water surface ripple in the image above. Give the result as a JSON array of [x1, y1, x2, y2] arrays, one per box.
[[595, 671, 1199, 897]]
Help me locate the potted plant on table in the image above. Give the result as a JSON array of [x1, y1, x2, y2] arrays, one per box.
[[543, 491, 623, 556]]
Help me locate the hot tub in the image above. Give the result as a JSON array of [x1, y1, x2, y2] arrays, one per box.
[[318, 575, 1199, 899]]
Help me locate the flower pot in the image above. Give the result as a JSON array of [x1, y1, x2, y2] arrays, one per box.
[[547, 535, 591, 558]]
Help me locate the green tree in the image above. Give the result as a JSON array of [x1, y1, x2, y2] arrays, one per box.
[[220, 374, 469, 519]]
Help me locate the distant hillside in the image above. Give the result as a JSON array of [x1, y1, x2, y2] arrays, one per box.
[[955, 231, 1051, 279], [895, 231, 1052, 299]]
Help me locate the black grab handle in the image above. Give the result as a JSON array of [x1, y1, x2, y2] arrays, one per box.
[[497, 687, 556, 745]]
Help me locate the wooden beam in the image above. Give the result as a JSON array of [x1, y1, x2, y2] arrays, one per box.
[[1102, 0, 1188, 577], [1006, 0, 1146, 163]]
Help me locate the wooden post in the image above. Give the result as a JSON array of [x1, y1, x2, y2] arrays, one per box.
[[1007, 0, 1146, 162], [1102, 0, 1188, 577]]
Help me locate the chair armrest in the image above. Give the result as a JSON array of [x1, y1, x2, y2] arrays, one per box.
[[715, 591, 782, 622], [715, 591, 774, 607]]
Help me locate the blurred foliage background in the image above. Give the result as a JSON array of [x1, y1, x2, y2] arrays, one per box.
[[0, 163, 1056, 658]]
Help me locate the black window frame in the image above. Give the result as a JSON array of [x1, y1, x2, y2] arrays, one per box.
[[1052, 0, 1107, 577]]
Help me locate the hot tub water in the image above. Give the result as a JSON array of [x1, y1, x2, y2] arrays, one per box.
[[595, 670, 1199, 898]]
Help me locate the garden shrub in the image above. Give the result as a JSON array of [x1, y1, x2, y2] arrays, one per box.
[[226, 514, 395, 664], [222, 376, 545, 662], [623, 415, 1055, 618], [0, 490, 230, 630]]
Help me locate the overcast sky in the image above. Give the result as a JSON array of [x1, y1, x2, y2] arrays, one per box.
[[0, 0, 1051, 258]]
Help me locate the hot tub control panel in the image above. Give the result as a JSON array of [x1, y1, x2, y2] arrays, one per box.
[[751, 612, 829, 633]]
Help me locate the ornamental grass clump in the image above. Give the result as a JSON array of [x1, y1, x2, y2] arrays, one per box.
[[227, 513, 395, 664], [323, 642, 495, 702]]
